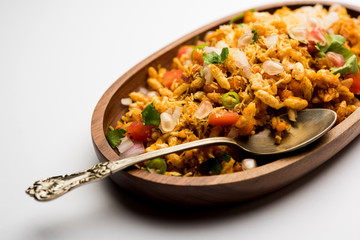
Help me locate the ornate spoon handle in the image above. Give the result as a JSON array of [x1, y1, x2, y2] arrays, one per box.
[[26, 137, 238, 201]]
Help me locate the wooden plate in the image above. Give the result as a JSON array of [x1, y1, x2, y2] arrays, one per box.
[[91, 1, 360, 205]]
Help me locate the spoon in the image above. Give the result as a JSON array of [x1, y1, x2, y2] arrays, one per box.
[[26, 108, 336, 201]]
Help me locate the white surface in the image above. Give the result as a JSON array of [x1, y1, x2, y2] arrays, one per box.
[[1, 0, 360, 239]]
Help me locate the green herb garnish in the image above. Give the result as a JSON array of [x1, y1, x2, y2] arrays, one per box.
[[221, 91, 240, 108], [105, 127, 126, 148], [206, 152, 232, 175], [141, 102, 160, 126], [203, 47, 229, 64], [146, 158, 167, 174], [316, 34, 359, 76], [251, 29, 258, 44]]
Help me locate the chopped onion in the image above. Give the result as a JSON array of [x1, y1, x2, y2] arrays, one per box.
[[121, 98, 132, 106], [119, 140, 145, 158], [262, 60, 284, 75], [307, 16, 323, 31], [172, 107, 181, 122], [326, 52, 345, 68], [117, 137, 134, 153], [202, 64, 213, 85], [237, 29, 253, 48], [139, 86, 149, 95], [265, 35, 278, 49], [227, 126, 239, 139], [324, 12, 339, 29], [146, 91, 159, 98], [195, 100, 213, 119], [232, 50, 252, 78], [241, 158, 257, 170], [203, 46, 222, 55], [288, 26, 307, 41], [299, 6, 315, 14], [160, 112, 176, 132], [215, 40, 229, 49], [329, 3, 342, 12]]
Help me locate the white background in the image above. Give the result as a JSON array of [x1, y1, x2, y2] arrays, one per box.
[[1, 0, 360, 239]]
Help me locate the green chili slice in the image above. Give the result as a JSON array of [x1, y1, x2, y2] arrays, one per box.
[[146, 158, 167, 174], [221, 91, 240, 108]]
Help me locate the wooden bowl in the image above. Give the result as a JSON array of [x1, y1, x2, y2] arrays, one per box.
[[91, 1, 360, 205]]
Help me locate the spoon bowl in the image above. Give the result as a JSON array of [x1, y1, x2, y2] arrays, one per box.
[[239, 108, 337, 155]]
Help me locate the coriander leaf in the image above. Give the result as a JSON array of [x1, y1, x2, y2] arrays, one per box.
[[331, 48, 359, 76], [203, 47, 229, 64], [251, 29, 258, 43], [191, 43, 208, 61], [206, 158, 223, 175], [317, 34, 345, 53], [141, 102, 160, 126], [206, 152, 232, 175], [105, 127, 126, 148], [220, 47, 229, 62], [316, 34, 359, 76], [216, 152, 232, 163]]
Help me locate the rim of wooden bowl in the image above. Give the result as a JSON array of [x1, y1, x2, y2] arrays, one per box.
[[91, 1, 360, 189]]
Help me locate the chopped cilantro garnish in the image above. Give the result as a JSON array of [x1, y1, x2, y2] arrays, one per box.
[[203, 47, 229, 65], [141, 102, 160, 126], [316, 34, 359, 76], [206, 152, 232, 175], [316, 34, 345, 53], [105, 127, 126, 148], [251, 29, 258, 44]]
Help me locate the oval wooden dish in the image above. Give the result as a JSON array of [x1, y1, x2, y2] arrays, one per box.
[[91, 1, 360, 205]]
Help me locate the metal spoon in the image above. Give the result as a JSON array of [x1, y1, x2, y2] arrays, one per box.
[[26, 108, 336, 201]]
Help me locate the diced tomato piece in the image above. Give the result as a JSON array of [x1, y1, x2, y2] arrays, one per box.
[[177, 45, 194, 59], [208, 111, 240, 125], [126, 120, 152, 141], [163, 69, 183, 89], [307, 27, 326, 45], [307, 41, 319, 55], [346, 72, 360, 94]]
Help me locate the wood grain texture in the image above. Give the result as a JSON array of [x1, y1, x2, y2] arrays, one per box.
[[91, 1, 360, 205]]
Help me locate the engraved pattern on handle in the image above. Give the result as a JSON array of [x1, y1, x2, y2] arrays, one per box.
[[26, 137, 239, 201], [26, 161, 114, 201]]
